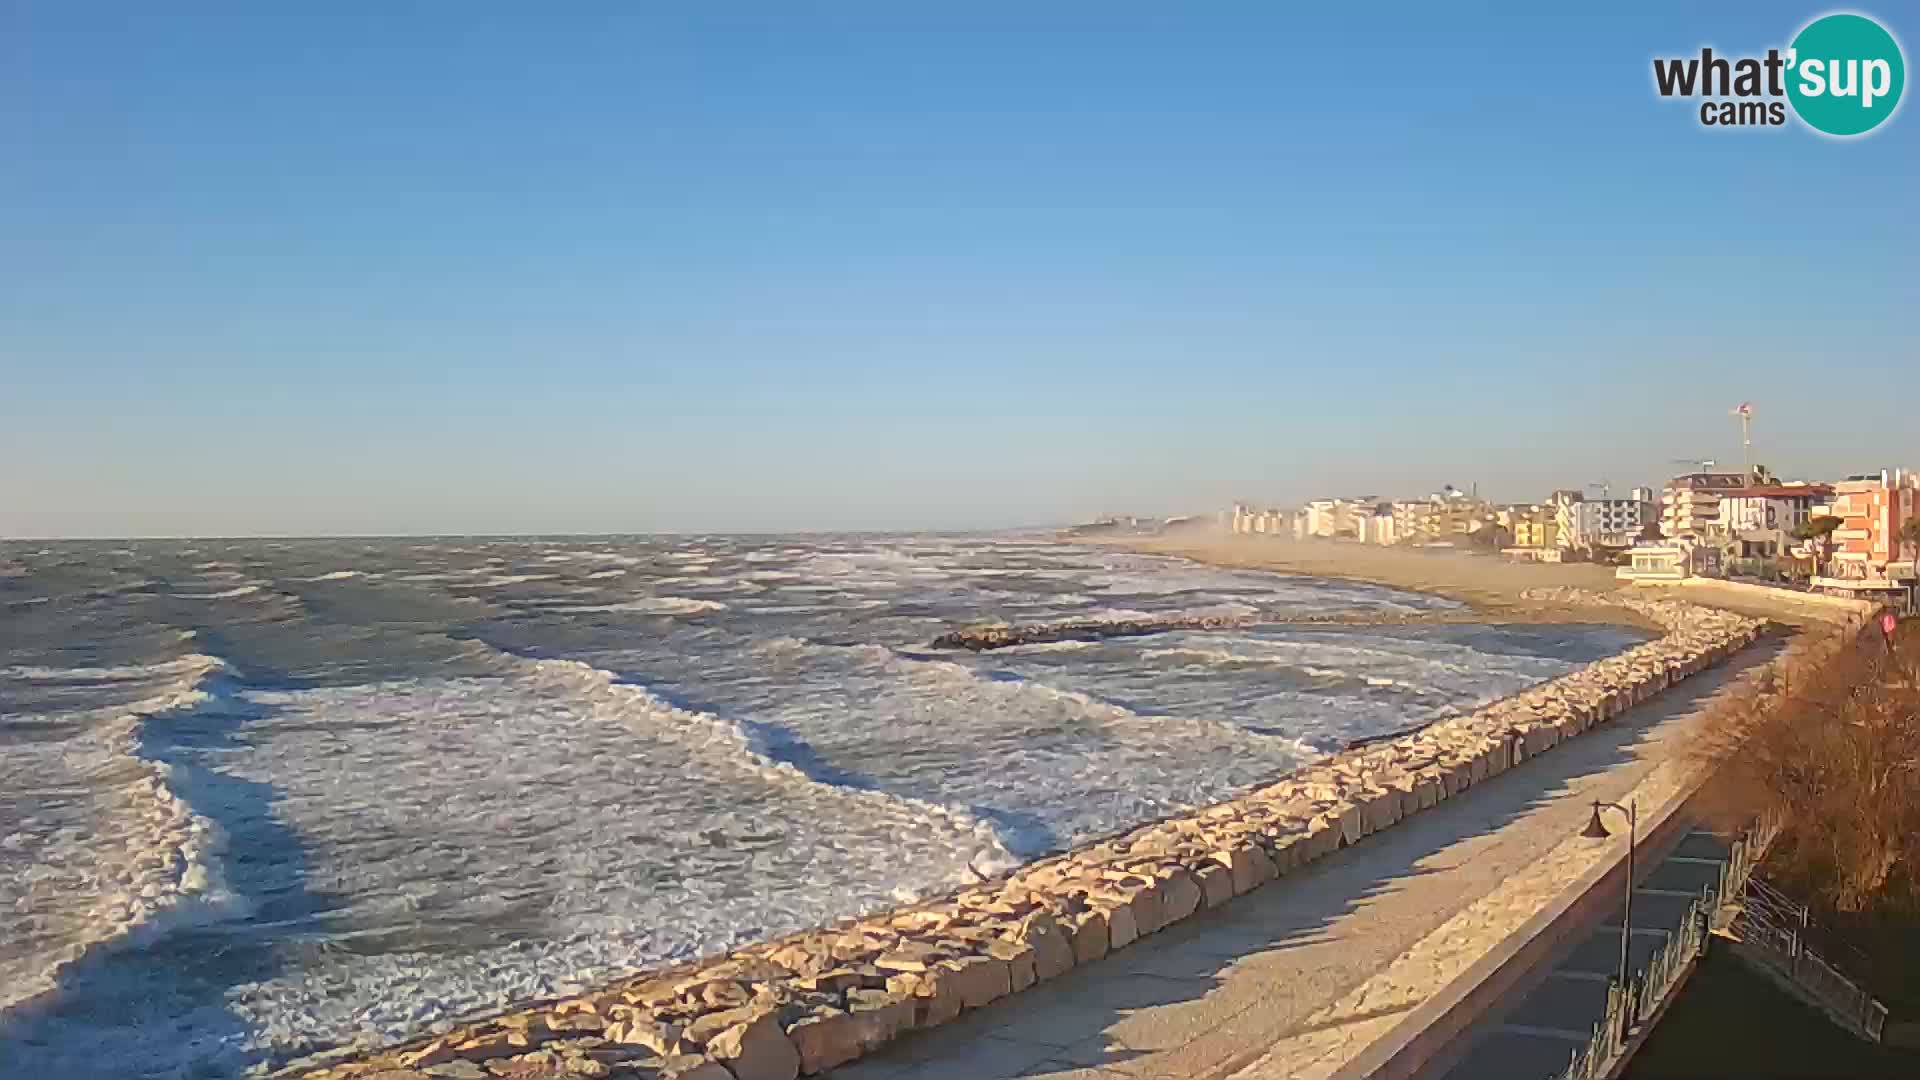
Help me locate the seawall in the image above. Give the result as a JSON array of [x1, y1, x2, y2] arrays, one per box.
[[289, 591, 1769, 1080]]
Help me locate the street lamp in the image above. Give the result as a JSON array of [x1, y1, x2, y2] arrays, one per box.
[[1582, 799, 1638, 1038]]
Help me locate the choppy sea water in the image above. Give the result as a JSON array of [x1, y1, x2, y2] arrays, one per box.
[[0, 535, 1645, 1077]]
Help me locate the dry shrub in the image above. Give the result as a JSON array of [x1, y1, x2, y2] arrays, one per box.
[[1693, 619, 1920, 914]]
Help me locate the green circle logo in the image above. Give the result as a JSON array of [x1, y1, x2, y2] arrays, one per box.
[[1786, 13, 1905, 136]]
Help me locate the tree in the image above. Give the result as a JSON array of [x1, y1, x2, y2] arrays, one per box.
[[1795, 514, 1845, 577], [1694, 625, 1920, 915], [1900, 516, 1920, 566]]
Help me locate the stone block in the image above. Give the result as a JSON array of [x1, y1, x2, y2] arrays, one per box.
[[1362, 789, 1398, 834], [684, 1006, 764, 1047], [661, 1059, 736, 1080], [785, 1010, 865, 1075], [1415, 778, 1441, 809], [1160, 870, 1202, 923], [1336, 804, 1364, 847], [846, 986, 915, 1033], [1105, 902, 1139, 949], [941, 955, 1011, 1009], [1263, 835, 1299, 876], [1303, 819, 1339, 860], [1016, 912, 1075, 981], [1246, 843, 1277, 886], [1067, 903, 1113, 960], [1394, 783, 1420, 819], [985, 938, 1037, 992], [1524, 726, 1556, 756], [1196, 863, 1234, 908], [604, 1017, 689, 1057], [886, 969, 961, 1027], [1129, 882, 1168, 935], [874, 943, 943, 973]]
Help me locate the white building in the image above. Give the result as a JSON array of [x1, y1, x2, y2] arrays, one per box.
[[1661, 469, 1767, 540], [1355, 506, 1397, 545], [1717, 483, 1833, 557], [1553, 488, 1655, 550], [1618, 541, 1723, 582], [1230, 504, 1289, 536]]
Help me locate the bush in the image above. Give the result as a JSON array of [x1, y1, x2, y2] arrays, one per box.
[[1693, 620, 1920, 914]]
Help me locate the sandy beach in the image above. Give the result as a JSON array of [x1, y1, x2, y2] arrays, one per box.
[[1100, 531, 1640, 627]]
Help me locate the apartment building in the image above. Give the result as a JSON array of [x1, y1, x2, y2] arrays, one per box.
[[1661, 468, 1769, 539], [1552, 488, 1655, 550], [1718, 483, 1833, 558], [1813, 471, 1919, 576]]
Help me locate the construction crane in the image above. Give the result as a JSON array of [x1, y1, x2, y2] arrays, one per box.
[[1731, 402, 1754, 474], [1669, 457, 1718, 471], [1586, 479, 1613, 500]]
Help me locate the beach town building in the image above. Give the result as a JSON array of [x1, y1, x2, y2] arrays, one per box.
[[1504, 504, 1557, 549], [1390, 499, 1431, 543], [1389, 487, 1494, 544], [1230, 504, 1291, 536], [1294, 497, 1386, 540], [1354, 504, 1397, 545], [1303, 499, 1350, 538], [1660, 467, 1771, 539], [1549, 488, 1654, 552], [1717, 482, 1833, 558], [1807, 470, 1920, 606], [1617, 541, 1724, 582]]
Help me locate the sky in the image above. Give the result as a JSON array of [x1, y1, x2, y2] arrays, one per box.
[[2, 2, 1915, 537]]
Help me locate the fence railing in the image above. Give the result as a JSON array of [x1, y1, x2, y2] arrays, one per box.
[[1543, 819, 1779, 1080], [1727, 876, 1889, 1042]]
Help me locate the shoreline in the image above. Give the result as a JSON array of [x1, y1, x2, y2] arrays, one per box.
[[1090, 530, 1657, 631]]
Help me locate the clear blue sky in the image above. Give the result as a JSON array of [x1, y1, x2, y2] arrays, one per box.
[[3, 3, 1914, 537]]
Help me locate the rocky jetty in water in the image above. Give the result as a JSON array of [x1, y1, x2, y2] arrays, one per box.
[[931, 614, 1257, 651]]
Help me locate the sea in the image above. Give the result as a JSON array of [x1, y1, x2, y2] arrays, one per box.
[[0, 534, 1645, 1078]]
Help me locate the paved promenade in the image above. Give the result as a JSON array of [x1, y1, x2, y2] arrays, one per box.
[[824, 646, 1780, 1080], [1427, 828, 1736, 1080]]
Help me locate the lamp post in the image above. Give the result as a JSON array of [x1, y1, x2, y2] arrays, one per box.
[[1582, 799, 1638, 1038]]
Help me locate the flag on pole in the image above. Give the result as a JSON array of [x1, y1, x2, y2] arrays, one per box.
[[1731, 402, 1753, 417]]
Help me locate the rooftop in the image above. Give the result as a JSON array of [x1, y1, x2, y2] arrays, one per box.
[[1721, 485, 1835, 499]]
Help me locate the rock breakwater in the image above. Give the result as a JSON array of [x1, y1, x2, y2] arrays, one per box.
[[931, 614, 1256, 651], [291, 590, 1767, 1080]]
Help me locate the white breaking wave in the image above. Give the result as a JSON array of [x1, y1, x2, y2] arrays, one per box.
[[511, 653, 1018, 876], [4, 654, 227, 683], [552, 597, 728, 615], [177, 585, 261, 599], [0, 653, 240, 1013], [468, 573, 556, 587]]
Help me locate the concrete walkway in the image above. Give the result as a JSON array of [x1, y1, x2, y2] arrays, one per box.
[[823, 645, 1781, 1080], [1427, 828, 1737, 1080]]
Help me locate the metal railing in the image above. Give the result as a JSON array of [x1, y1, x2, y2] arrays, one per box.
[[1543, 820, 1778, 1080], [1547, 890, 1717, 1080], [1726, 876, 1889, 1042]]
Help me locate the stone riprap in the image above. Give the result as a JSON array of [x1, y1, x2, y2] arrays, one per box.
[[930, 613, 1256, 651], [289, 590, 1766, 1080]]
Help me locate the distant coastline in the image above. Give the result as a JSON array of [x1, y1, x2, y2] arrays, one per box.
[[1085, 529, 1654, 631]]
